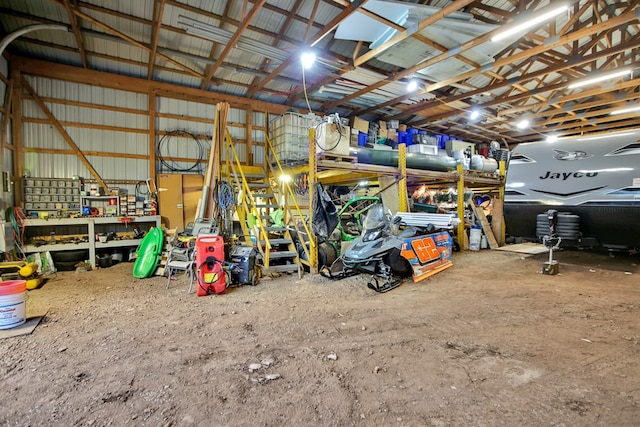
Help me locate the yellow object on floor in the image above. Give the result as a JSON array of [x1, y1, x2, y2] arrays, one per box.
[[19, 262, 39, 278], [25, 276, 43, 290]]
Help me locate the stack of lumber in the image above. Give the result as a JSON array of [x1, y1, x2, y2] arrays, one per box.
[[395, 212, 459, 230]]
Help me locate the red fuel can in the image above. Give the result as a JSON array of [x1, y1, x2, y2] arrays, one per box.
[[195, 235, 226, 296]]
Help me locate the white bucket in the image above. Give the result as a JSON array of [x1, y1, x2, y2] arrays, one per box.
[[469, 226, 482, 251], [0, 280, 27, 330]]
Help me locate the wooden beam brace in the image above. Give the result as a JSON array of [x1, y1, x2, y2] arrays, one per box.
[[62, 0, 88, 68], [51, 0, 203, 80], [147, 0, 167, 80], [20, 77, 108, 192]]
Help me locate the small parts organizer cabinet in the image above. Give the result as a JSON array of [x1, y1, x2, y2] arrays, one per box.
[[23, 177, 82, 218], [22, 216, 162, 269], [80, 195, 120, 216]]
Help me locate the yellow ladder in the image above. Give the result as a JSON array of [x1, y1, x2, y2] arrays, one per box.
[[223, 131, 312, 277]]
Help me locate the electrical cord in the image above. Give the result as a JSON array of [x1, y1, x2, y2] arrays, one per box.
[[134, 181, 150, 200], [8, 207, 27, 259], [157, 129, 207, 173], [302, 66, 313, 114], [315, 114, 343, 152]]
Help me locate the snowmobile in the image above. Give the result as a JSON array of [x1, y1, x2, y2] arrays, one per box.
[[321, 204, 418, 293]]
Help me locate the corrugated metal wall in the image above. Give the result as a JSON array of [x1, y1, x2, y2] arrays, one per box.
[[19, 75, 268, 196]]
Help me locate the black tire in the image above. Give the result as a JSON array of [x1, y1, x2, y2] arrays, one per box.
[[54, 260, 78, 271], [318, 242, 338, 268], [51, 249, 89, 263]]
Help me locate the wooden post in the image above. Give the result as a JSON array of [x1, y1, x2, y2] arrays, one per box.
[[148, 92, 156, 180], [492, 160, 506, 246], [11, 67, 22, 204]]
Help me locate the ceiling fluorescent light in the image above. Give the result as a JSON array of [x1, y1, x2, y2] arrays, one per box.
[[491, 4, 568, 42], [179, 15, 289, 62], [610, 105, 640, 116], [568, 68, 632, 89]]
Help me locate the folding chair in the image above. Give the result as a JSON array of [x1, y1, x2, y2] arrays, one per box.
[[165, 235, 196, 292]]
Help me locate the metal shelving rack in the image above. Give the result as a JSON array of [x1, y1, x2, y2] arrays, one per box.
[[22, 216, 162, 268]]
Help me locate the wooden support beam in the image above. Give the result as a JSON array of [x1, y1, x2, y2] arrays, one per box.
[[20, 77, 108, 192], [470, 203, 499, 250], [0, 78, 12, 150], [149, 92, 156, 179], [12, 56, 292, 115], [62, 0, 88, 68], [11, 67, 23, 192]]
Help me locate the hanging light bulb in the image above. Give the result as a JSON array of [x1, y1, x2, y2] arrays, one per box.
[[300, 52, 316, 69], [407, 80, 419, 92]]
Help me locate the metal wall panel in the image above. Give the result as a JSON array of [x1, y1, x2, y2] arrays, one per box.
[[17, 74, 259, 195]]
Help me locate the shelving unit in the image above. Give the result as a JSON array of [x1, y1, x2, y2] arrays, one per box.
[[297, 128, 505, 271], [22, 177, 82, 218], [22, 216, 162, 269], [80, 195, 120, 216]]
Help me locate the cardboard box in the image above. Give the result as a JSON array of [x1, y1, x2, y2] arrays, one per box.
[[378, 120, 388, 139], [316, 123, 350, 156], [352, 117, 369, 134], [387, 129, 398, 142], [398, 124, 407, 132]]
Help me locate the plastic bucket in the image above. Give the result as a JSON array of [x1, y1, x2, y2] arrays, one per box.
[[0, 280, 27, 330], [469, 226, 482, 251]]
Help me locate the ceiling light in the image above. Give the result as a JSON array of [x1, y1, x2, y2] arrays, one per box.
[[516, 119, 529, 129], [546, 134, 558, 143], [491, 4, 568, 42], [568, 68, 632, 89], [407, 80, 419, 92], [469, 110, 480, 121], [301, 52, 316, 69], [610, 105, 640, 116], [178, 15, 289, 62]]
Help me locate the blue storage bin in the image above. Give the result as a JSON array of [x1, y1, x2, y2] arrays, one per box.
[[397, 131, 407, 144], [358, 132, 367, 146]]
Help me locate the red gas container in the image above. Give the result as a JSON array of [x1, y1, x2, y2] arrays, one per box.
[[195, 235, 227, 296]]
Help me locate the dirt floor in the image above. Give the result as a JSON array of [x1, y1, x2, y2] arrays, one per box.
[[0, 247, 639, 426]]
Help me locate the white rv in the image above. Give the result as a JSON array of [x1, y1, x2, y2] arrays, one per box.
[[504, 130, 640, 251]]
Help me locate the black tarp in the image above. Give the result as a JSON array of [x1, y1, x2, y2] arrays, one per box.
[[312, 183, 338, 240]]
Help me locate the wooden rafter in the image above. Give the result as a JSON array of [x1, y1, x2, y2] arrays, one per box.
[[147, 0, 166, 80], [61, 0, 88, 68], [50, 0, 205, 80]]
